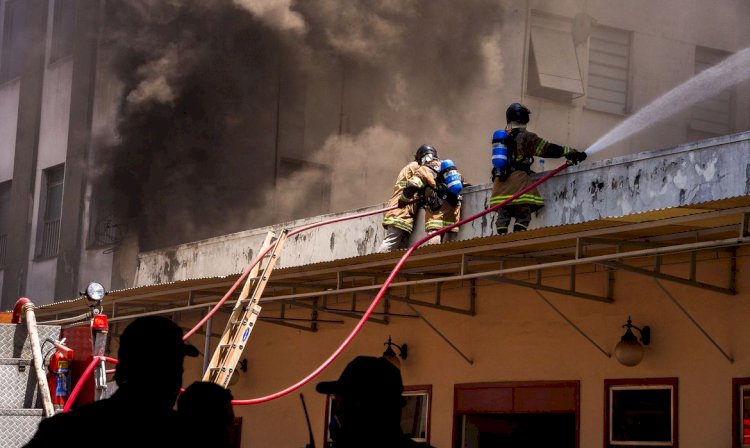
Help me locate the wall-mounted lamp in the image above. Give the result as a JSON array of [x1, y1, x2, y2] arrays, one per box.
[[238, 358, 248, 373], [615, 316, 651, 367], [228, 358, 248, 386], [383, 336, 408, 367]]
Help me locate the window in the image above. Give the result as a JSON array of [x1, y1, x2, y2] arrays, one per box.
[[455, 381, 579, 448], [689, 47, 733, 136], [0, 181, 10, 267], [402, 386, 431, 443], [37, 165, 64, 258], [605, 378, 677, 447], [526, 11, 585, 103], [586, 25, 632, 115], [733, 378, 750, 448], [0, 0, 26, 82], [49, 0, 76, 63], [323, 385, 432, 447]]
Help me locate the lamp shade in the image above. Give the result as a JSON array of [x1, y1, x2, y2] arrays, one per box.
[[383, 345, 401, 368], [615, 328, 644, 366]]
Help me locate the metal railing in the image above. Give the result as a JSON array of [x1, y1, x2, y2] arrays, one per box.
[[40, 219, 60, 258]]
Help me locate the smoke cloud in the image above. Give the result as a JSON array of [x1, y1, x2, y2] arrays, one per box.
[[99, 0, 506, 250]]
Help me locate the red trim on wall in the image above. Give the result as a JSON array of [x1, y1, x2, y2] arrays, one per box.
[[733, 378, 750, 448]]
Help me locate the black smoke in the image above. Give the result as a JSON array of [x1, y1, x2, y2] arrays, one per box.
[[99, 1, 505, 251]]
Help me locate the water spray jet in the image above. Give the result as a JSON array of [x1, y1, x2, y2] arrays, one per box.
[[586, 47, 750, 155]]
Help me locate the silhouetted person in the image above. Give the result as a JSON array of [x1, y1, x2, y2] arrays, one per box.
[[24, 316, 199, 448], [177, 381, 236, 448], [316, 355, 435, 448]]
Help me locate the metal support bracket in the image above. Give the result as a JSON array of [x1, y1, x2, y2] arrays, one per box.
[[534, 290, 611, 358], [654, 279, 733, 363], [487, 275, 612, 303]]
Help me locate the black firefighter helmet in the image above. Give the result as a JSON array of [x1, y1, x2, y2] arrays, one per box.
[[506, 102, 531, 124], [414, 144, 438, 163]]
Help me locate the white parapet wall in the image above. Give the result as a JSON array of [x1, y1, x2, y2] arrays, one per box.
[[135, 131, 750, 286]]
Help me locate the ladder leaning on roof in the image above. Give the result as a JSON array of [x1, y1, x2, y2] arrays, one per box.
[[203, 229, 289, 388]]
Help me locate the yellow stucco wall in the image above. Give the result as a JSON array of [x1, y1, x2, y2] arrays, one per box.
[[179, 247, 749, 447]]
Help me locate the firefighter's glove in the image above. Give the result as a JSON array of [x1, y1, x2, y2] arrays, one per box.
[[397, 197, 410, 208], [434, 184, 449, 199], [565, 151, 587, 165]]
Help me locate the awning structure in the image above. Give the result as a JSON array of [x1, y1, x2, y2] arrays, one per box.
[[34, 197, 750, 333]]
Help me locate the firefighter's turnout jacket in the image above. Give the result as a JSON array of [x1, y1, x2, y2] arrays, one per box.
[[489, 123, 579, 211], [382, 160, 462, 234]]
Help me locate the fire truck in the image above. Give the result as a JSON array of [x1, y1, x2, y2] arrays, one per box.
[[0, 282, 110, 447]]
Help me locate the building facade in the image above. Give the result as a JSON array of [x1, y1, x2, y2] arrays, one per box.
[[36, 132, 750, 447], [3, 1, 750, 446]]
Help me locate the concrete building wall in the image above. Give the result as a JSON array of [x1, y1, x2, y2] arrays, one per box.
[[23, 59, 74, 304], [36, 59, 72, 169], [173, 248, 748, 448], [0, 81, 20, 181]]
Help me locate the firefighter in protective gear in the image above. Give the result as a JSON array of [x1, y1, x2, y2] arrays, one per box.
[[379, 145, 464, 252], [490, 103, 586, 234]]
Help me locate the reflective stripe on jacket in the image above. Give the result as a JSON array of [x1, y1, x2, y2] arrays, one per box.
[[490, 126, 578, 210]]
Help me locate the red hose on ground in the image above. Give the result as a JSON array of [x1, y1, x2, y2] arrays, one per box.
[[183, 204, 403, 340], [63, 356, 118, 412], [231, 162, 571, 405]]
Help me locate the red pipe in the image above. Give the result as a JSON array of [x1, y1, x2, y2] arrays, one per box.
[[63, 356, 118, 413], [232, 162, 571, 405], [183, 203, 403, 340]]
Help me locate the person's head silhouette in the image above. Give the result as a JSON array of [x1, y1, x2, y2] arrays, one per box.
[[114, 316, 199, 406], [316, 356, 406, 446], [178, 381, 235, 448]]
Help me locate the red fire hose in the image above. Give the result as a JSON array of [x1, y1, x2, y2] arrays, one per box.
[[63, 356, 118, 412], [231, 162, 571, 405], [61, 163, 569, 409]]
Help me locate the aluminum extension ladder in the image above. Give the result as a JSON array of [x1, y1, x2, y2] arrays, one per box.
[[203, 229, 288, 387]]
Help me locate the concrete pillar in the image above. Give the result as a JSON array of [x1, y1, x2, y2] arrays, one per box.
[[1, 0, 50, 310]]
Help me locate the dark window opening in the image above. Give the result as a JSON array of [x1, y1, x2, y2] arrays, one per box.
[[0, 0, 27, 82], [454, 381, 579, 448], [463, 413, 576, 448], [37, 165, 64, 259], [605, 378, 677, 447]]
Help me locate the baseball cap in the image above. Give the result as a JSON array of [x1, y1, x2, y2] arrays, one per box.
[[315, 356, 403, 398], [118, 315, 200, 361]]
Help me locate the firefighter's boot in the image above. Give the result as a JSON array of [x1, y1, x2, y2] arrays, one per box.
[[513, 205, 532, 232], [496, 208, 512, 234]]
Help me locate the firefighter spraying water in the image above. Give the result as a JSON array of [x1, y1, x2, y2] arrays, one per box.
[[490, 103, 587, 234]]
